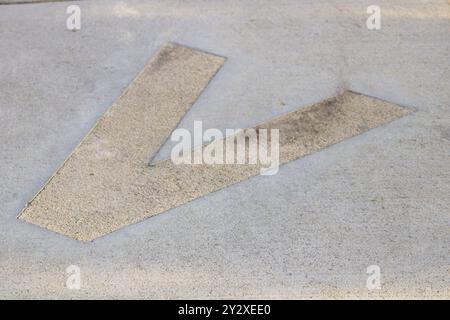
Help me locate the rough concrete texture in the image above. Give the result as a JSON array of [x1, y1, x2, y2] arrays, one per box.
[[0, 0, 449, 298], [20, 88, 411, 241], [0, 0, 65, 4]]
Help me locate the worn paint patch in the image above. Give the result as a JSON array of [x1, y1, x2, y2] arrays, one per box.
[[18, 44, 411, 241]]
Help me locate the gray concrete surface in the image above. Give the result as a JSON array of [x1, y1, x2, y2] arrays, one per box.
[[0, 0, 67, 5], [0, 0, 449, 298]]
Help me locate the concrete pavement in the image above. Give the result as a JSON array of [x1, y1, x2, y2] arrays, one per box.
[[0, 0, 449, 298]]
